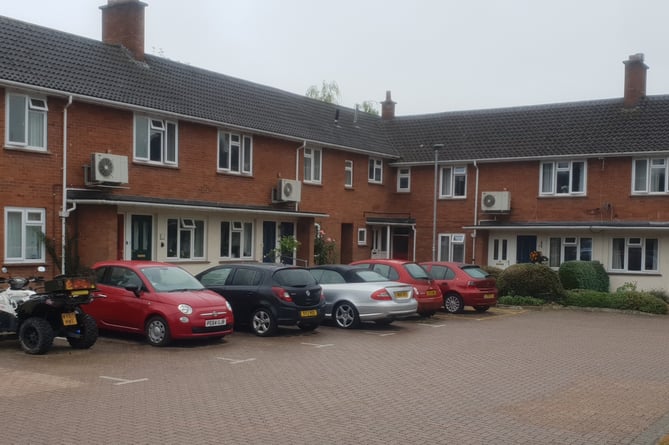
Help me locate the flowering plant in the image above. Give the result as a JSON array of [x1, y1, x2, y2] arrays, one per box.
[[314, 229, 336, 265], [529, 250, 546, 264]]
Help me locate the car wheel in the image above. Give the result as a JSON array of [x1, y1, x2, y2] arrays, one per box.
[[474, 305, 490, 313], [443, 293, 465, 314], [333, 302, 360, 329], [251, 308, 277, 337], [18, 317, 55, 355], [67, 313, 99, 349], [145, 316, 171, 346], [297, 322, 319, 332]]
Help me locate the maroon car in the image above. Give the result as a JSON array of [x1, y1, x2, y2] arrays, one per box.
[[420, 261, 498, 313]]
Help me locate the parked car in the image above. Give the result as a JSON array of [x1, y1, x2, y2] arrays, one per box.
[[308, 264, 417, 329], [420, 261, 498, 313], [349, 259, 442, 316], [195, 263, 325, 337], [86, 260, 234, 346]]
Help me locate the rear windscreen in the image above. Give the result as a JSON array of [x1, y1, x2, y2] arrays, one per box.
[[274, 268, 318, 287]]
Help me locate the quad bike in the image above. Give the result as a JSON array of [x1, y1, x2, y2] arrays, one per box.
[[0, 267, 99, 355]]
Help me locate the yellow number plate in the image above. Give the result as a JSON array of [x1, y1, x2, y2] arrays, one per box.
[[61, 312, 77, 326], [484, 293, 495, 299], [300, 309, 318, 318], [395, 291, 409, 299], [70, 290, 90, 297], [426, 290, 437, 297]]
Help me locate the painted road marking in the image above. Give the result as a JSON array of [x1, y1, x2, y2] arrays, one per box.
[[301, 342, 334, 348], [217, 357, 257, 364], [100, 376, 148, 385], [364, 331, 396, 337]]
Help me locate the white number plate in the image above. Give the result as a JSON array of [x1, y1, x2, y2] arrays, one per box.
[[205, 318, 226, 327]]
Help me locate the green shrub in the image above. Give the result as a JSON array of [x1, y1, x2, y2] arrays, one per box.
[[481, 265, 503, 280], [498, 295, 545, 306], [565, 289, 668, 314], [497, 263, 565, 302], [647, 289, 669, 304], [558, 261, 609, 292]]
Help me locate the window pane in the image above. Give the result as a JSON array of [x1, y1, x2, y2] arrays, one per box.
[[439, 236, 450, 261], [305, 152, 312, 181], [150, 129, 163, 162], [220, 222, 230, 257], [564, 245, 577, 261], [194, 221, 204, 257], [454, 174, 466, 196], [650, 162, 665, 192], [243, 222, 253, 257], [180, 230, 191, 259], [8, 94, 27, 144], [231, 232, 241, 258], [219, 133, 229, 169], [557, 170, 569, 193], [645, 239, 658, 271], [28, 109, 45, 148], [135, 116, 149, 159], [441, 168, 452, 196], [6, 211, 23, 258], [167, 219, 178, 257], [230, 143, 240, 172], [580, 238, 592, 261], [314, 149, 321, 181], [571, 162, 584, 192], [25, 225, 42, 259], [541, 163, 553, 193], [612, 238, 625, 269], [549, 237, 561, 267], [243, 136, 252, 173], [628, 245, 642, 271], [634, 160, 647, 192], [452, 243, 465, 262], [166, 123, 176, 163]]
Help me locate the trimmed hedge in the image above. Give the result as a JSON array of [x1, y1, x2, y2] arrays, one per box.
[[564, 289, 668, 314], [559, 261, 609, 292], [497, 263, 565, 302]]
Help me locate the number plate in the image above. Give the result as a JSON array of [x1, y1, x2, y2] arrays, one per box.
[[205, 318, 226, 327], [426, 290, 437, 297], [395, 291, 409, 299], [61, 312, 77, 326], [300, 309, 318, 318], [484, 293, 495, 299], [70, 290, 90, 297]]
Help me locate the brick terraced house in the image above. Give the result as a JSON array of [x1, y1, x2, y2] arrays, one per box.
[[2, 0, 669, 292]]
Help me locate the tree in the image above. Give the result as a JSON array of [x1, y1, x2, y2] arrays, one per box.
[[306, 80, 341, 104], [359, 100, 379, 116]]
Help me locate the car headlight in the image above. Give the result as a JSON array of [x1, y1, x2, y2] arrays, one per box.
[[178, 304, 193, 315]]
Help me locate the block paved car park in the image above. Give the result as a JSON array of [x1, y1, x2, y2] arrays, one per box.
[[0, 307, 668, 445]]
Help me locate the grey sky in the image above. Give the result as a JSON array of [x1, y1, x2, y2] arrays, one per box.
[[1, 0, 668, 115]]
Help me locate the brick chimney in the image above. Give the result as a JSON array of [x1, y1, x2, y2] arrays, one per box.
[[623, 53, 648, 108], [381, 90, 396, 120], [100, 0, 148, 61]]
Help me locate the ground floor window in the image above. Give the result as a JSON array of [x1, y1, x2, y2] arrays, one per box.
[[167, 217, 205, 260], [548, 237, 592, 267], [4, 207, 45, 263], [611, 237, 658, 272], [438, 233, 465, 262], [220, 221, 253, 259]]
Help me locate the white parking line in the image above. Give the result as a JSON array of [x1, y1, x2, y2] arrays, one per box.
[[363, 331, 396, 337], [301, 342, 334, 348], [415, 322, 446, 328], [100, 376, 148, 385], [216, 357, 257, 364]]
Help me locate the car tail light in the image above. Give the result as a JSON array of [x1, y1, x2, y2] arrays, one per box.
[[371, 289, 392, 301], [272, 286, 293, 302]]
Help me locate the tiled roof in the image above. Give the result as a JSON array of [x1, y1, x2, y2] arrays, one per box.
[[0, 16, 395, 157], [384, 97, 669, 164]]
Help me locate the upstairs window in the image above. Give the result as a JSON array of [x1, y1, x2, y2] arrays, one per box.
[[633, 158, 668, 193], [135, 115, 178, 165], [218, 132, 252, 174], [6, 92, 48, 150], [397, 167, 411, 192], [166, 217, 204, 260], [344, 160, 353, 188], [5, 208, 45, 263], [439, 166, 467, 198], [368, 158, 383, 184], [540, 160, 586, 195], [304, 148, 322, 183]]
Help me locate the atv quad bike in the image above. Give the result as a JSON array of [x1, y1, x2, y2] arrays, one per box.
[[0, 274, 99, 355]]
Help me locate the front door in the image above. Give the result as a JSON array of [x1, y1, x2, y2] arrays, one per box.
[[516, 235, 537, 264], [131, 215, 152, 260], [280, 222, 295, 264], [392, 228, 410, 260], [263, 221, 277, 263]]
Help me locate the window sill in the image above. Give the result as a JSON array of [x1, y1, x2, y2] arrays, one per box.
[[4, 145, 50, 154], [133, 160, 178, 169], [607, 271, 661, 276]]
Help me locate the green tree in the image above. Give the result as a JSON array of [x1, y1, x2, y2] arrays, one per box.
[[359, 100, 379, 116], [306, 80, 341, 104]]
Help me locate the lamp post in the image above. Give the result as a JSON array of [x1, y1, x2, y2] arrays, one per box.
[[432, 143, 443, 261]]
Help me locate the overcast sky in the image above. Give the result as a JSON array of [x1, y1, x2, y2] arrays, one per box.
[[1, 0, 668, 116]]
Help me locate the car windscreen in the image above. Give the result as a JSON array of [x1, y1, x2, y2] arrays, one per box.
[[461, 266, 490, 279], [274, 268, 318, 287], [141, 266, 205, 292], [403, 263, 431, 280]]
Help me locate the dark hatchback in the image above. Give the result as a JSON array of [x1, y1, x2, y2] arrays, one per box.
[[195, 263, 325, 337]]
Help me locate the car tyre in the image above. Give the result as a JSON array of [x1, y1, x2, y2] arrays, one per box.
[[251, 307, 277, 337], [333, 302, 360, 329], [145, 316, 172, 346], [474, 305, 490, 313], [443, 293, 465, 314], [18, 317, 55, 355], [67, 313, 99, 349]]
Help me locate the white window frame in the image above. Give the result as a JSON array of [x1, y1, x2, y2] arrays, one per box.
[[540, 160, 587, 196], [4, 207, 46, 263], [368, 158, 383, 184], [397, 167, 411, 192], [304, 148, 322, 184], [5, 92, 48, 151], [632, 158, 668, 194], [344, 160, 353, 188], [357, 228, 367, 246], [548, 236, 593, 267], [166, 217, 205, 260], [611, 237, 658, 273], [218, 132, 253, 175], [134, 114, 178, 166], [439, 166, 467, 198], [220, 220, 254, 259], [438, 233, 465, 262]]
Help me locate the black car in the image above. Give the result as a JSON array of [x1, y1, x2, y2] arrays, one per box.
[[195, 263, 325, 336]]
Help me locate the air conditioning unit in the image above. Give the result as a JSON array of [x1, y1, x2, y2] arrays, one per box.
[[91, 153, 128, 184], [481, 191, 511, 212], [277, 179, 301, 202]]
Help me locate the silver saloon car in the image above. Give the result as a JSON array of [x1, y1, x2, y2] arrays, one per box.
[[309, 265, 417, 329]]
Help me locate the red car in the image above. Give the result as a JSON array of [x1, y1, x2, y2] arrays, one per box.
[[86, 260, 234, 346], [349, 259, 442, 316], [420, 262, 498, 314]]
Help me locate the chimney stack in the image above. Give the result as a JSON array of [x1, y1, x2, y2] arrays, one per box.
[[381, 91, 396, 120], [100, 0, 148, 61], [623, 53, 648, 108]]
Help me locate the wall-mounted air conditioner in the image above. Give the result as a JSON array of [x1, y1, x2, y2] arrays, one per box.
[[481, 191, 511, 212], [277, 179, 302, 202], [91, 153, 129, 184]]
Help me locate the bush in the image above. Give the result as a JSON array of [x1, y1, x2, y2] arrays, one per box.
[[558, 261, 609, 292], [497, 263, 565, 302], [565, 289, 668, 314], [498, 295, 545, 306], [481, 265, 503, 280]]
